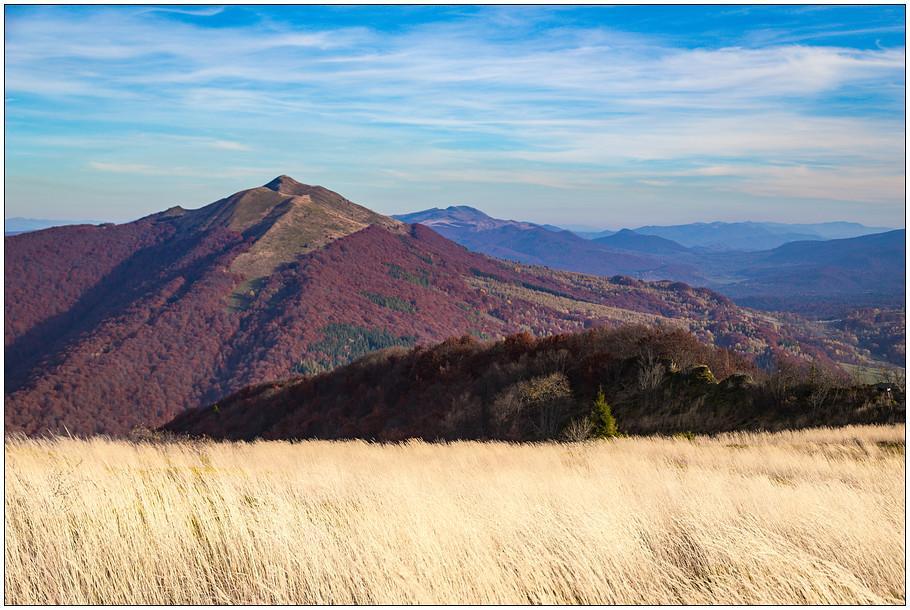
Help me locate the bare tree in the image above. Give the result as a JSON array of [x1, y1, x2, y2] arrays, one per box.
[[806, 365, 835, 412], [883, 368, 906, 394], [765, 361, 798, 408], [637, 347, 666, 392], [561, 416, 592, 442]]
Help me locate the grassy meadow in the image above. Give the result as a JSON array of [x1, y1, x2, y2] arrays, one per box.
[[5, 425, 905, 604]]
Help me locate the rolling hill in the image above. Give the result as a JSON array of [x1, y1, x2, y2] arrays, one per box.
[[715, 230, 906, 310], [5, 177, 891, 436], [594, 229, 690, 255]]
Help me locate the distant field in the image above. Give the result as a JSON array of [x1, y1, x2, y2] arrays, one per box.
[[5, 426, 905, 604]]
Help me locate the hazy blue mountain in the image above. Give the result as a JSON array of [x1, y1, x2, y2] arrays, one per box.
[[764, 228, 905, 268], [5, 217, 106, 235], [718, 230, 905, 311], [394, 206, 539, 232], [760, 221, 897, 241]]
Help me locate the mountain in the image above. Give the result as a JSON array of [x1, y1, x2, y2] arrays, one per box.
[[5, 217, 107, 235], [594, 229, 689, 255], [4, 177, 890, 436], [395, 207, 578, 235], [764, 229, 904, 268], [164, 326, 903, 442], [631, 221, 893, 251], [394, 205, 538, 232]]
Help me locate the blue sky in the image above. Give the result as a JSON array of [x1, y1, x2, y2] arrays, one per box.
[[5, 5, 906, 228]]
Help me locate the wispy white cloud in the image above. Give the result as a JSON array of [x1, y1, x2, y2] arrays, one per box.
[[89, 161, 159, 174], [209, 139, 250, 151], [138, 6, 225, 17]]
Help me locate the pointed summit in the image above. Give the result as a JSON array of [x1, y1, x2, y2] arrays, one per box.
[[264, 175, 311, 196], [262, 175, 360, 204]]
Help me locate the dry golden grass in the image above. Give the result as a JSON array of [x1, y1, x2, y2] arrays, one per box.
[[5, 425, 905, 604]]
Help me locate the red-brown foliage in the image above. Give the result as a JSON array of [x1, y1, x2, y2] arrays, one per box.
[[164, 325, 902, 442]]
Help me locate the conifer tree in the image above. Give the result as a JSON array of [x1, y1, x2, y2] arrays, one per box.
[[591, 387, 618, 438]]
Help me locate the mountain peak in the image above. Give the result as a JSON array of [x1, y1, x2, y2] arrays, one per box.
[[446, 205, 487, 214], [264, 175, 312, 195]]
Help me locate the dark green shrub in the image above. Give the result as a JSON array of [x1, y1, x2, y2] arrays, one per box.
[[362, 291, 417, 313], [385, 263, 430, 287]]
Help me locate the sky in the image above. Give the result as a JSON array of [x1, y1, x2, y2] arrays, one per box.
[[4, 5, 906, 228]]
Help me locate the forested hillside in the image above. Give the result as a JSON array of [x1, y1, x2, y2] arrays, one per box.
[[165, 326, 904, 441]]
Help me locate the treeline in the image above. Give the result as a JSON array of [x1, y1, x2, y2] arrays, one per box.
[[164, 325, 905, 442]]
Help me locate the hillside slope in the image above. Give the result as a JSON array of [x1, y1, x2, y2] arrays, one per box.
[[720, 230, 905, 310]]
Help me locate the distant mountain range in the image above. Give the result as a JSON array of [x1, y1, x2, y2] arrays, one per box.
[[396, 207, 709, 285], [631, 220, 895, 251], [394, 206, 904, 314], [6, 177, 889, 436]]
